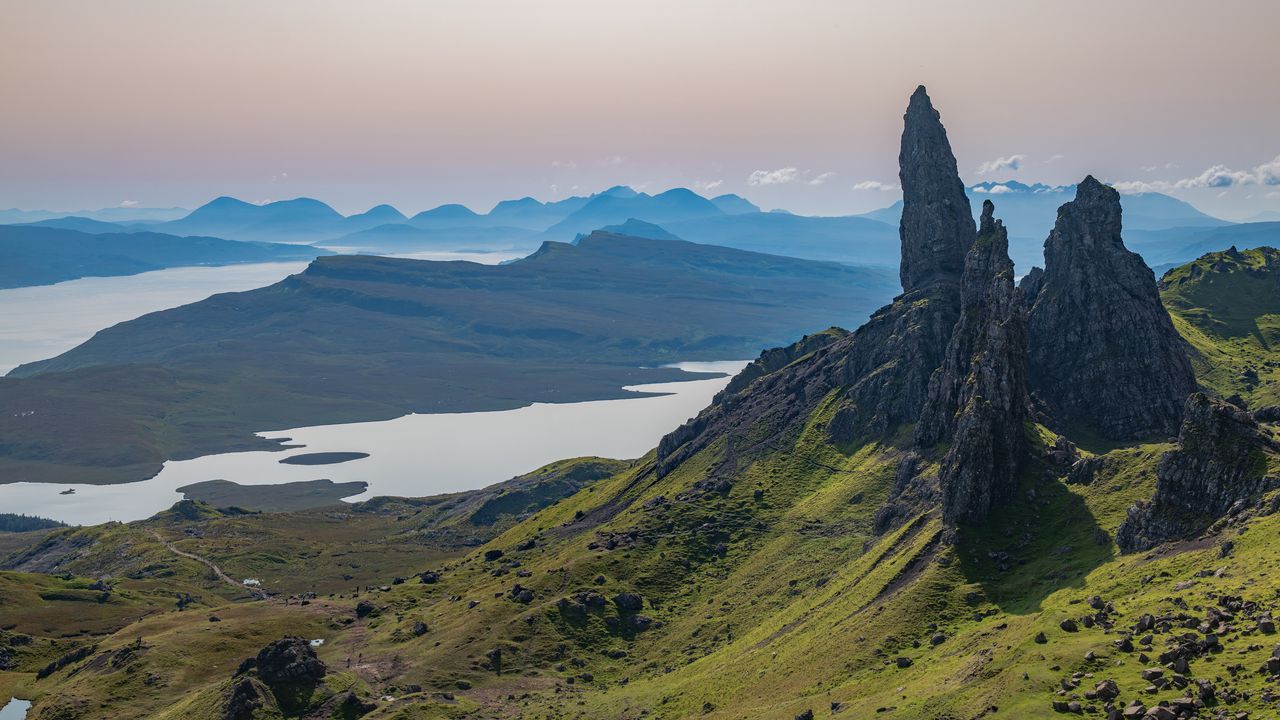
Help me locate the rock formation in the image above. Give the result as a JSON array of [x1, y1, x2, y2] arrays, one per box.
[[1116, 393, 1280, 551], [898, 85, 975, 293], [824, 85, 974, 441], [1025, 176, 1197, 440], [656, 86, 973, 477], [916, 201, 1031, 523], [248, 636, 327, 689]]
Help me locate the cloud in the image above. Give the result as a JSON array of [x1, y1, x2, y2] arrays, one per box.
[[603, 155, 625, 166], [972, 184, 1015, 194], [695, 179, 723, 192], [852, 180, 898, 192], [976, 154, 1027, 175], [550, 160, 577, 170], [270, 172, 288, 182], [119, 200, 139, 208], [808, 171, 837, 186], [748, 167, 799, 186], [1044, 154, 1065, 164], [1114, 154, 1280, 194]]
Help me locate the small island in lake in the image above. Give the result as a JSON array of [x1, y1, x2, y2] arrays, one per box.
[[277, 451, 370, 466]]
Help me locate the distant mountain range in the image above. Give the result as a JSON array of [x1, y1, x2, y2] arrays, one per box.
[[0, 206, 188, 224], [0, 225, 330, 289], [7, 181, 1278, 272]]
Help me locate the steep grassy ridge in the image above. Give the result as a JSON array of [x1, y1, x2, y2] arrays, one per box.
[[1161, 246, 1280, 407]]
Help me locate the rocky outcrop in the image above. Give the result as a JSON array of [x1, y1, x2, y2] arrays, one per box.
[[223, 678, 266, 720], [1116, 393, 1280, 552], [916, 201, 1031, 523], [249, 637, 327, 689], [657, 86, 971, 476], [898, 85, 975, 293], [825, 85, 973, 441], [1026, 176, 1197, 440]]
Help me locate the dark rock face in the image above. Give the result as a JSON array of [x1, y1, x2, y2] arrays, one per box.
[[826, 85, 974, 442], [916, 201, 1031, 523], [1116, 393, 1280, 552], [656, 87, 971, 478], [253, 637, 327, 689], [898, 85, 975, 293], [223, 678, 265, 720], [1026, 176, 1197, 440]]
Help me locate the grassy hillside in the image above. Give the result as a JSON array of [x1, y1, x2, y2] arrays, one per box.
[[1161, 246, 1280, 406], [4, 250, 1279, 718], [4, 383, 1277, 719]]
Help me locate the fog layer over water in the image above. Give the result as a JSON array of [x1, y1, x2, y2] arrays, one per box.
[[0, 361, 747, 525]]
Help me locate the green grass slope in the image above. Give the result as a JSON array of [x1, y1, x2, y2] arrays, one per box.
[[1161, 246, 1280, 406], [5, 249, 1280, 718]]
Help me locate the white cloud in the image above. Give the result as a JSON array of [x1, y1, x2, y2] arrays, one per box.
[[976, 154, 1027, 175], [972, 184, 1015, 194], [1112, 180, 1162, 193], [808, 171, 837, 186], [119, 200, 139, 208], [1141, 165, 1158, 173], [748, 167, 799, 186], [1044, 154, 1065, 164], [695, 179, 723, 192], [1114, 154, 1280, 194], [270, 172, 288, 183], [550, 160, 577, 170], [852, 180, 898, 192], [603, 155, 625, 166]]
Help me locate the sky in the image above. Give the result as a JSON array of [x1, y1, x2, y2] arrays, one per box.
[[2, 0, 1279, 221]]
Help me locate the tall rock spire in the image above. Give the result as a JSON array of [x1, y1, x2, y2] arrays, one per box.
[[1026, 176, 1197, 440], [915, 200, 1031, 524], [898, 85, 976, 293]]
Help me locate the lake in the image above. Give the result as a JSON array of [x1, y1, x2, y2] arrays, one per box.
[[0, 699, 30, 720], [0, 262, 308, 374], [0, 251, 526, 374], [0, 361, 747, 525]]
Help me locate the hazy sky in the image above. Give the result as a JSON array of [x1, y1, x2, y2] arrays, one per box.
[[3, 0, 1279, 220]]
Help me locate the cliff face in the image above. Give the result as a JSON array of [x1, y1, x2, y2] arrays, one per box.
[[825, 85, 973, 441], [1025, 176, 1198, 440], [657, 86, 975, 477], [1116, 393, 1279, 551], [898, 85, 975, 294], [916, 201, 1031, 524]]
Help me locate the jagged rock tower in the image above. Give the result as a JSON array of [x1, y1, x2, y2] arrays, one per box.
[[825, 86, 975, 441], [916, 201, 1031, 524], [898, 85, 974, 293], [1024, 177, 1197, 440]]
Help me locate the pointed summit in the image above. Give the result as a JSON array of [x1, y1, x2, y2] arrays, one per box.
[[910, 199, 1031, 524], [1026, 176, 1197, 439], [898, 85, 975, 292]]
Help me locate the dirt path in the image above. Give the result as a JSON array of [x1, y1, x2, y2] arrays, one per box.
[[150, 530, 266, 599]]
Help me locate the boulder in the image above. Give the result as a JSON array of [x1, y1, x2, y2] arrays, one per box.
[[253, 637, 326, 689]]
